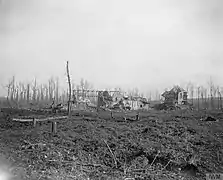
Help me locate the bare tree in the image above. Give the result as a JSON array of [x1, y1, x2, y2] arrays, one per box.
[[79, 78, 84, 99], [44, 84, 48, 102], [36, 88, 40, 103], [216, 86, 220, 110], [5, 79, 12, 107], [27, 83, 30, 103], [32, 78, 37, 103], [23, 84, 26, 102], [48, 77, 55, 101], [190, 84, 194, 105], [200, 86, 204, 109], [213, 86, 218, 110], [14, 83, 19, 108], [55, 77, 59, 103], [40, 85, 44, 101], [18, 82, 24, 103], [208, 77, 214, 109], [220, 87, 223, 110], [10, 76, 16, 101], [203, 88, 208, 109], [197, 86, 200, 110]]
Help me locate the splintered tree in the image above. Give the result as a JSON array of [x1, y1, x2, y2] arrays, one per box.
[[44, 84, 49, 102], [208, 77, 214, 110], [48, 78, 54, 101], [36, 88, 40, 103], [80, 78, 85, 99], [190, 84, 194, 105], [23, 84, 26, 103], [10, 76, 15, 101], [18, 82, 24, 103], [220, 88, 223, 110], [197, 86, 200, 110], [203, 88, 208, 109], [216, 86, 221, 110], [66, 61, 72, 117], [200, 86, 203, 109], [55, 77, 59, 104], [27, 83, 30, 103], [40, 85, 44, 101], [32, 78, 37, 103], [5, 79, 12, 107], [15, 84, 19, 108]]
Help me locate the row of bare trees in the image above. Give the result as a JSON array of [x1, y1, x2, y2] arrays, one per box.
[[3, 76, 69, 108], [2, 75, 96, 108], [186, 81, 223, 110]]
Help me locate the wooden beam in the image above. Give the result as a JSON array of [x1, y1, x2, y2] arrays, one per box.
[[12, 116, 68, 122]]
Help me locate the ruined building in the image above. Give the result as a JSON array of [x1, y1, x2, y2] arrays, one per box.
[[161, 86, 188, 105]]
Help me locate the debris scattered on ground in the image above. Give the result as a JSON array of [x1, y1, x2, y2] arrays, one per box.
[[200, 116, 219, 122]]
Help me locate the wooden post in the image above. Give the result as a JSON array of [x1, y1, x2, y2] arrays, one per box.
[[135, 112, 139, 120], [111, 111, 114, 119], [33, 118, 37, 128], [51, 121, 57, 134], [124, 111, 127, 121]]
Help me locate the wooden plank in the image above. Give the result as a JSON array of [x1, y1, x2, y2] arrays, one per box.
[[12, 116, 68, 122]]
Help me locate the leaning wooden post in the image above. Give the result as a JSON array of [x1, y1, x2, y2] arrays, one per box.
[[66, 61, 72, 117], [51, 121, 57, 134]]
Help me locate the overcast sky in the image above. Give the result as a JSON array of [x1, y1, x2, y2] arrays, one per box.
[[0, 0, 222, 96]]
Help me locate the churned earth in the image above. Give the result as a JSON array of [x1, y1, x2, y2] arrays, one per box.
[[0, 108, 222, 180]]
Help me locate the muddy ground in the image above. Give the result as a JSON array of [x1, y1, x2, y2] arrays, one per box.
[[0, 108, 222, 180]]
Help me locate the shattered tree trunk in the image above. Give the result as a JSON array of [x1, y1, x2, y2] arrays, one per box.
[[10, 76, 15, 101], [197, 87, 200, 110], [40, 85, 44, 101], [49, 80, 52, 101], [220, 92, 223, 110], [27, 83, 30, 104], [32, 78, 37, 103], [66, 61, 72, 117], [55, 78, 59, 104]]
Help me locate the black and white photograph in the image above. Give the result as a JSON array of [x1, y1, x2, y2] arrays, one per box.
[[0, 0, 223, 179]]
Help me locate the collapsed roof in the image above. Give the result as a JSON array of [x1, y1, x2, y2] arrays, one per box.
[[161, 85, 186, 97], [161, 85, 187, 105]]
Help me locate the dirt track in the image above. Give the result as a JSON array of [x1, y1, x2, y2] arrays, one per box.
[[0, 109, 223, 180]]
